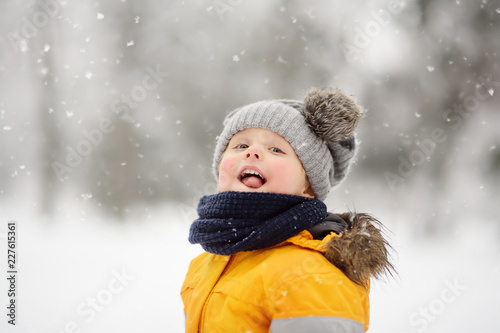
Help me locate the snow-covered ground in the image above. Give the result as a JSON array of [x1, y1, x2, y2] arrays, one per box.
[[1, 199, 499, 333]]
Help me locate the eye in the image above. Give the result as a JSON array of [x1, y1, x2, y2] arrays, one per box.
[[269, 147, 284, 154], [235, 144, 249, 149]]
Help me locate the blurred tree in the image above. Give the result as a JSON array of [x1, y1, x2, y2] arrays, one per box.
[[85, 1, 146, 218], [411, 0, 500, 234], [33, 0, 63, 216]]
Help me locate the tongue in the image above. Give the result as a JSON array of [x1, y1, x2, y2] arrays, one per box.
[[242, 176, 264, 189]]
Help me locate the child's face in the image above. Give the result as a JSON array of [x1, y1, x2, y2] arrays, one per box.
[[217, 127, 314, 198]]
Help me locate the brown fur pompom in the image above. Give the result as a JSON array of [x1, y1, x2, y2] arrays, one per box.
[[324, 212, 395, 287], [302, 87, 364, 142]]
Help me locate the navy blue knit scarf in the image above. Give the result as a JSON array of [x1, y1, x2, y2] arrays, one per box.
[[188, 191, 328, 255]]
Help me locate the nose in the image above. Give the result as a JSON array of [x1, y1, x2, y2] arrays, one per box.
[[246, 152, 259, 159], [245, 146, 260, 159]]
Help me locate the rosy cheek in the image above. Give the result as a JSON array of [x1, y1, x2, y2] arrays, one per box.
[[269, 161, 292, 182], [218, 156, 238, 187], [271, 160, 305, 190]]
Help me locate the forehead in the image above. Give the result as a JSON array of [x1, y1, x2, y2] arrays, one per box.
[[230, 127, 290, 144]]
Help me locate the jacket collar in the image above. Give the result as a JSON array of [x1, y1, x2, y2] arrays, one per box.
[[275, 213, 395, 288], [276, 229, 335, 253]]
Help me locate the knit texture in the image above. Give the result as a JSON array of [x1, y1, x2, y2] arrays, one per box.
[[188, 191, 328, 255], [212, 89, 361, 201]]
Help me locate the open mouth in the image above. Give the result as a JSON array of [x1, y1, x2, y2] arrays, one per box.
[[239, 169, 267, 189]]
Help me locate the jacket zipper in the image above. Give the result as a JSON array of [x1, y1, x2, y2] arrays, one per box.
[[199, 255, 234, 331]]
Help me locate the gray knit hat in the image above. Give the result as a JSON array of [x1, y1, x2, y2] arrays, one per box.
[[213, 87, 363, 201]]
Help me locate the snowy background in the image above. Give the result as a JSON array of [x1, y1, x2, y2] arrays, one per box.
[[1, 0, 500, 332]]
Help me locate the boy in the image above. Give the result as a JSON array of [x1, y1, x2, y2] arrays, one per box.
[[181, 87, 393, 332]]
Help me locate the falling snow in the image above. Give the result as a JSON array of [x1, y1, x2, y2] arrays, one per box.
[[81, 193, 93, 200], [0, 1, 498, 332]]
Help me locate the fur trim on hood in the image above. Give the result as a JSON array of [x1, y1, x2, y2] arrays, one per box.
[[323, 212, 395, 287]]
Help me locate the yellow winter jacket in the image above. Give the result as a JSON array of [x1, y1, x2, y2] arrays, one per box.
[[181, 212, 392, 333]]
